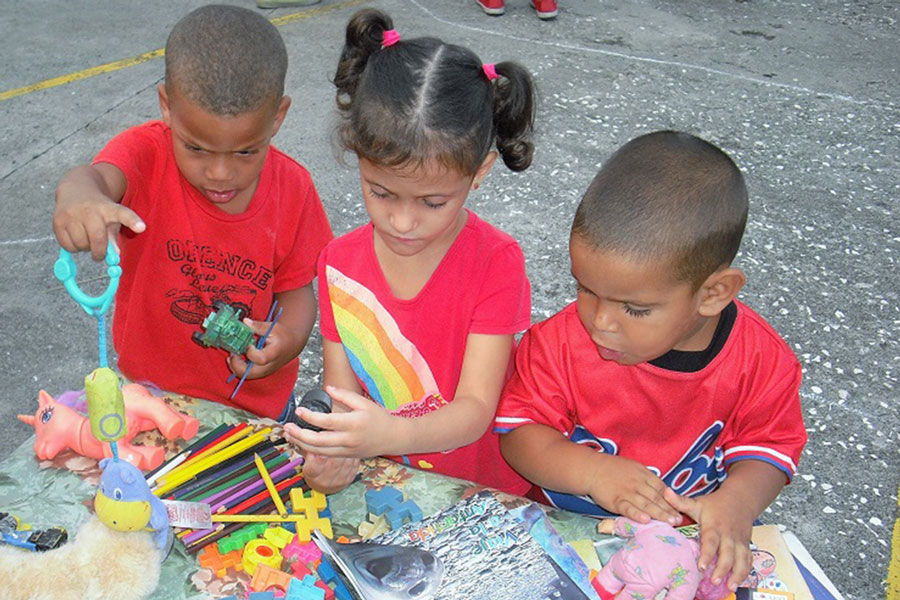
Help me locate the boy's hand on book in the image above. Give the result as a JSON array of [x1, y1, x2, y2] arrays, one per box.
[[299, 452, 360, 495], [285, 385, 400, 458], [588, 455, 681, 526], [664, 487, 753, 590]]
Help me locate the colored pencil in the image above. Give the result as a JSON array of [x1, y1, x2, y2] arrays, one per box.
[[143, 422, 231, 482], [175, 445, 283, 501], [153, 427, 272, 496], [166, 440, 281, 499]]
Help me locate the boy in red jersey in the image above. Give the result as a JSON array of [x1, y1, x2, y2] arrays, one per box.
[[52, 6, 332, 419], [495, 131, 806, 591]]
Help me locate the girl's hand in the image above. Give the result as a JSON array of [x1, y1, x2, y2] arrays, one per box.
[[284, 385, 401, 459], [227, 317, 298, 379], [300, 452, 361, 495]]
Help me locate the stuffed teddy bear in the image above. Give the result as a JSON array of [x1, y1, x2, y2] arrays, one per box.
[[0, 516, 162, 600]]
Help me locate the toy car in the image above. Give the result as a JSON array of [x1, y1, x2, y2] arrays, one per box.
[[0, 512, 68, 552], [192, 301, 256, 355]]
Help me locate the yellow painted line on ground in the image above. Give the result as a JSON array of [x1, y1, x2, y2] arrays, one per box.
[[0, 0, 366, 103], [889, 477, 900, 600]]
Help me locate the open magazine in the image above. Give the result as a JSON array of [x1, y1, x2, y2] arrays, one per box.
[[313, 491, 589, 600]]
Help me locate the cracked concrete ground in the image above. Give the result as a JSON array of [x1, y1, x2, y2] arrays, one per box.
[[0, 1, 897, 597]]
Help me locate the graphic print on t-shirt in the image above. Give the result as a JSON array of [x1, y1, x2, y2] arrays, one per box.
[[164, 238, 270, 324], [326, 265, 446, 416]]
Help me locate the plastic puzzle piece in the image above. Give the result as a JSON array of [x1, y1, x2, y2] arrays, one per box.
[[217, 521, 268, 554], [290, 560, 313, 579], [250, 563, 294, 595], [242, 538, 283, 577], [283, 537, 322, 564], [197, 543, 244, 577], [385, 498, 423, 529], [287, 488, 333, 542], [364, 486, 404, 517], [286, 575, 326, 600], [248, 593, 276, 600], [264, 525, 296, 549], [358, 513, 390, 539], [317, 559, 352, 600]]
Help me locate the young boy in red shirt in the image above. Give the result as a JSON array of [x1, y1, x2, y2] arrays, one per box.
[[495, 130, 807, 590], [52, 5, 332, 419]]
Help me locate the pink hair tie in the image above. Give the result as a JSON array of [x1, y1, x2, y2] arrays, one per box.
[[482, 63, 499, 81], [382, 29, 401, 48]]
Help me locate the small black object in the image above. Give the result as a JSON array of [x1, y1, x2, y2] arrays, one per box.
[[29, 527, 68, 551], [288, 389, 332, 432]]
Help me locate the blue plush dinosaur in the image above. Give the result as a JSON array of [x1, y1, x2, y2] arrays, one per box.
[[94, 458, 171, 553]]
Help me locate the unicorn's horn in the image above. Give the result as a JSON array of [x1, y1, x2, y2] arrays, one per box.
[[17, 414, 35, 426]]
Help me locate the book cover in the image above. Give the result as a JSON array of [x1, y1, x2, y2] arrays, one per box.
[[743, 525, 815, 600], [316, 490, 589, 600]]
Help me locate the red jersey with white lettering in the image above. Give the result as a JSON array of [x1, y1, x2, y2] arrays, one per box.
[[494, 300, 806, 516], [95, 121, 332, 418]]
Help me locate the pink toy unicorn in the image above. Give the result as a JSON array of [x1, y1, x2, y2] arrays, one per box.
[[18, 383, 199, 470]]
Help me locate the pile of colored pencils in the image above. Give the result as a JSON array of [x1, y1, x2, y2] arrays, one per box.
[[145, 422, 305, 554]]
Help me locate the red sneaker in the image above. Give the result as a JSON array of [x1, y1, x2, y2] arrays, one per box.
[[476, 0, 505, 16], [531, 0, 558, 19]]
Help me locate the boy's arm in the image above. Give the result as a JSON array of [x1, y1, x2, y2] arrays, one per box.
[[665, 459, 787, 590], [53, 163, 144, 260], [231, 284, 317, 379], [292, 333, 514, 458], [501, 423, 682, 524]]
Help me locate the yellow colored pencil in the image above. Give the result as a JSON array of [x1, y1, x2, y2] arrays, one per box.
[[253, 452, 288, 517], [154, 427, 272, 496], [158, 425, 252, 483]]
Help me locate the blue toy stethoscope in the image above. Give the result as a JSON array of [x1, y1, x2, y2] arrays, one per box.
[[53, 240, 121, 368]]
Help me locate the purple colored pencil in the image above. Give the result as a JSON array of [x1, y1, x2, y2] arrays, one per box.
[[211, 456, 304, 512], [180, 460, 303, 545], [200, 454, 289, 507]]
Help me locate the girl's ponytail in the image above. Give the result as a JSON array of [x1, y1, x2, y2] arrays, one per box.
[[334, 8, 394, 111], [490, 61, 536, 172]]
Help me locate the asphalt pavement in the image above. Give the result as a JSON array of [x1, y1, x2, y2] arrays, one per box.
[[0, 0, 897, 598]]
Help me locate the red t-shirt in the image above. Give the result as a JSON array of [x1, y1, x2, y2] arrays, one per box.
[[495, 301, 807, 516], [95, 121, 333, 418], [318, 210, 532, 495]]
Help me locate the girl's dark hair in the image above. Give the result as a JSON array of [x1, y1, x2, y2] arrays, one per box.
[[333, 8, 536, 175]]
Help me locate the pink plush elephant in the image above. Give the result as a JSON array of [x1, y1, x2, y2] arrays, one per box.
[[592, 518, 703, 600]]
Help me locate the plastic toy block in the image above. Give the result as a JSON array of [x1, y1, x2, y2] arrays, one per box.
[[248, 593, 276, 600], [358, 513, 390, 540], [242, 538, 283, 577], [315, 580, 334, 600], [264, 525, 296, 549], [385, 498, 423, 529], [289, 488, 328, 516], [283, 537, 322, 564], [364, 485, 404, 517], [290, 560, 313, 579], [286, 575, 326, 600], [197, 543, 244, 577], [335, 535, 350, 543], [217, 521, 268, 554], [317, 560, 352, 600], [250, 563, 294, 595]]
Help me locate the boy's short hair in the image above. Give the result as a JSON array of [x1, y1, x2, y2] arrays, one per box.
[[165, 4, 287, 116], [572, 130, 748, 289]]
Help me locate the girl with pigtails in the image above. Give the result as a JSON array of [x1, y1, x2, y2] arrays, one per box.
[[284, 8, 538, 495]]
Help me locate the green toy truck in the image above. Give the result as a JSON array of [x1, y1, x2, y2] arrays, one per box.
[[192, 301, 256, 355]]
